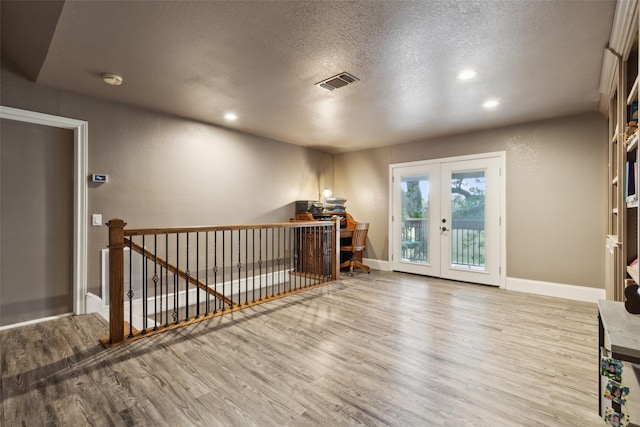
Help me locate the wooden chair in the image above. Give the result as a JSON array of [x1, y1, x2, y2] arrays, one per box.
[[340, 222, 370, 275], [344, 212, 357, 230]]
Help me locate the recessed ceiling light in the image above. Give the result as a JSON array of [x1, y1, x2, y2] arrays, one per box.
[[458, 69, 477, 80], [483, 99, 500, 109], [224, 113, 238, 121], [102, 73, 123, 86]]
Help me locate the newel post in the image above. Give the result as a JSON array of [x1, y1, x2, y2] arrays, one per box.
[[332, 217, 339, 280], [107, 218, 126, 344]]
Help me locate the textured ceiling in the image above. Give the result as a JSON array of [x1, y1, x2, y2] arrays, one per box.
[[1, 0, 616, 153]]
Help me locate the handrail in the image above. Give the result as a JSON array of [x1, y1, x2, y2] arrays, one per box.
[[101, 218, 338, 347], [123, 221, 331, 236]]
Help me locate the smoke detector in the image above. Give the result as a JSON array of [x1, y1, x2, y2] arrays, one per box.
[[102, 73, 123, 86], [315, 72, 359, 91]]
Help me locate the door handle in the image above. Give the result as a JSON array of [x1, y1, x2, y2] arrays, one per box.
[[441, 226, 448, 232]]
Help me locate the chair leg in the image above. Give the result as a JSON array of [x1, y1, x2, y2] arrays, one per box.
[[352, 260, 370, 274], [342, 254, 370, 276]]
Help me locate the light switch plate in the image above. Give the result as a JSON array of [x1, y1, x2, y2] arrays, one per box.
[[92, 214, 102, 226]]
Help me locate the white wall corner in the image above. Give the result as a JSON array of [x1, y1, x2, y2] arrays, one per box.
[[85, 292, 104, 313], [506, 277, 606, 303]]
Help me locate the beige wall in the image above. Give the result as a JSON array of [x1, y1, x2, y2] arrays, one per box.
[[1, 60, 334, 297], [334, 112, 608, 289], [1, 56, 609, 293]]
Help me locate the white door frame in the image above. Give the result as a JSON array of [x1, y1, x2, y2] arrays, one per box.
[[388, 151, 506, 289], [1, 106, 89, 315]]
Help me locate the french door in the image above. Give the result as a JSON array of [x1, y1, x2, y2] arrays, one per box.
[[390, 153, 504, 286]]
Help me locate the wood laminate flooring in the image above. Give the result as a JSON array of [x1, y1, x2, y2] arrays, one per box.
[[1, 271, 603, 426]]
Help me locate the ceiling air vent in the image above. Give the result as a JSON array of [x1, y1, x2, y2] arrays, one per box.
[[315, 72, 359, 91]]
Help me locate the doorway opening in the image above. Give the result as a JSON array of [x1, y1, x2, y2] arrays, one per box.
[[0, 106, 88, 329]]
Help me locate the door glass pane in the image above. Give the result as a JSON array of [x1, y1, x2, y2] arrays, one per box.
[[450, 170, 486, 270], [401, 175, 429, 263]]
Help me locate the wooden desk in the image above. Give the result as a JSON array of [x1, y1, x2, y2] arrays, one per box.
[[295, 227, 333, 277]]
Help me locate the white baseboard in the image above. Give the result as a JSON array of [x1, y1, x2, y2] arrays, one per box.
[[361, 260, 605, 304], [0, 312, 73, 331], [363, 258, 391, 271], [1, 293, 101, 330], [505, 277, 605, 303]]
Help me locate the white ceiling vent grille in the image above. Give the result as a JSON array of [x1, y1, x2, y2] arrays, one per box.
[[315, 72, 359, 91]]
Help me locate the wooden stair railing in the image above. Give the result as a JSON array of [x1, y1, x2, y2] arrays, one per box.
[[124, 237, 234, 307], [101, 218, 339, 347]]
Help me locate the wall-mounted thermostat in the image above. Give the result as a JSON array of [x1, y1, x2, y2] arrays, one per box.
[[92, 174, 108, 183]]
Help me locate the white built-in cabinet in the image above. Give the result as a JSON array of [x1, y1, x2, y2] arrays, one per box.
[[601, 2, 640, 425], [605, 1, 639, 303]]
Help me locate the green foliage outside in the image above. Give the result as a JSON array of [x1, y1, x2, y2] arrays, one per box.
[[403, 180, 427, 219], [450, 176, 485, 265], [402, 176, 484, 220], [402, 175, 486, 266], [450, 178, 484, 219]]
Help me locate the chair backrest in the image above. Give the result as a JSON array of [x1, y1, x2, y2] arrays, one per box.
[[351, 222, 369, 252], [344, 213, 357, 230]]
